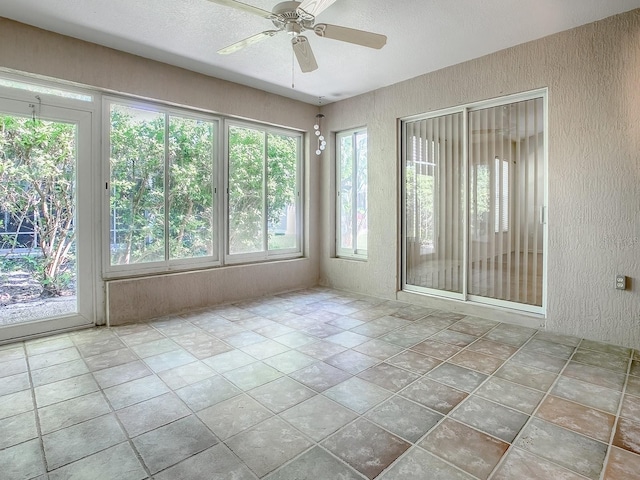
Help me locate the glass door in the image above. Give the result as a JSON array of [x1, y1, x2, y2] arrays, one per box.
[[404, 111, 465, 297], [468, 97, 545, 309], [0, 96, 95, 342], [403, 92, 546, 314]]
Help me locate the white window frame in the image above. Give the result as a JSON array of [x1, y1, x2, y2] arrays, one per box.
[[2, 71, 306, 283], [102, 96, 222, 278], [224, 119, 303, 265], [0, 70, 103, 334], [401, 89, 548, 315], [336, 127, 368, 260]]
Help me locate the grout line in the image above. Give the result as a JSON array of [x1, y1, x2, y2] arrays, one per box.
[[597, 350, 635, 480], [21, 339, 50, 476], [4, 288, 638, 480], [487, 336, 622, 480]]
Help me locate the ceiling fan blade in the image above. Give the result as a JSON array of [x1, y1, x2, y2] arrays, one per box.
[[296, 0, 338, 17], [205, 0, 273, 18], [292, 36, 318, 73], [218, 30, 279, 55], [314, 23, 387, 49]]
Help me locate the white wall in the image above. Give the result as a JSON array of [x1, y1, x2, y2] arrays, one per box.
[[0, 18, 321, 325], [320, 10, 640, 349]]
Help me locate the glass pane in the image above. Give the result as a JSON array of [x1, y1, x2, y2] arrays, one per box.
[[0, 114, 77, 324], [339, 133, 353, 251], [168, 116, 215, 259], [267, 133, 297, 251], [405, 112, 464, 293], [355, 131, 368, 253], [228, 126, 264, 254], [109, 104, 165, 265], [0, 79, 92, 102], [468, 97, 544, 306]]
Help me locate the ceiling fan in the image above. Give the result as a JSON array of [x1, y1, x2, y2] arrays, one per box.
[[207, 0, 387, 72]]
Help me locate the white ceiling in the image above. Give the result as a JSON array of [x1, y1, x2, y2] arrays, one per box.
[[2, 0, 639, 105]]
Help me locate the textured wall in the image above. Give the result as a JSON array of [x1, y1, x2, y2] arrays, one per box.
[[106, 260, 313, 325], [0, 18, 321, 325], [320, 10, 640, 349]]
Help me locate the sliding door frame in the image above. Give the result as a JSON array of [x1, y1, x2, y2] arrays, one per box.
[[401, 89, 548, 315], [401, 105, 467, 302], [0, 78, 102, 342]]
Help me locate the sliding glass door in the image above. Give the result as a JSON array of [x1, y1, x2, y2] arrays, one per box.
[[468, 98, 544, 307], [404, 111, 464, 295], [402, 92, 546, 313]]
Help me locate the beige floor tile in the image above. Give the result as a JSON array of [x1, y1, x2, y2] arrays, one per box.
[[603, 446, 640, 480], [419, 418, 508, 479], [0, 410, 38, 449], [0, 438, 45, 480], [48, 442, 147, 480], [493, 447, 588, 480], [516, 418, 607, 479], [227, 417, 312, 477], [116, 392, 190, 436], [379, 447, 474, 480], [43, 414, 126, 470], [38, 391, 111, 434], [197, 393, 272, 439], [400, 377, 468, 414], [247, 376, 316, 413], [133, 415, 218, 474], [536, 395, 615, 443], [280, 395, 357, 441], [323, 418, 410, 479]]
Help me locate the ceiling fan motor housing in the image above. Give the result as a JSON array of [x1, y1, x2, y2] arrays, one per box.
[[271, 1, 314, 31]]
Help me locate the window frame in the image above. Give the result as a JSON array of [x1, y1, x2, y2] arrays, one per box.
[[224, 119, 304, 265], [336, 127, 368, 260], [102, 96, 222, 278]]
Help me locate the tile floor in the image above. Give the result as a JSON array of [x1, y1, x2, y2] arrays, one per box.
[[1, 287, 639, 479]]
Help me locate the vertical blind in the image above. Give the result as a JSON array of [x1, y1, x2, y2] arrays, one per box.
[[468, 98, 544, 306], [405, 112, 464, 293], [404, 95, 544, 309]]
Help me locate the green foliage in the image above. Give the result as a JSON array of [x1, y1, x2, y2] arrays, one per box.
[[338, 131, 367, 250], [168, 117, 215, 259], [0, 255, 39, 273], [405, 161, 435, 246], [228, 126, 264, 253], [110, 107, 297, 262], [228, 127, 298, 254], [0, 115, 76, 296], [109, 106, 165, 264], [109, 106, 215, 264]]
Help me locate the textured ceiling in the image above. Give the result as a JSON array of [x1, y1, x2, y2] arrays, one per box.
[[1, 0, 639, 104]]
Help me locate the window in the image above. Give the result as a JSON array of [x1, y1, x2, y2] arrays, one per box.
[[226, 122, 302, 262], [336, 128, 367, 259], [105, 99, 303, 275], [0, 78, 93, 102], [106, 99, 219, 273]]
